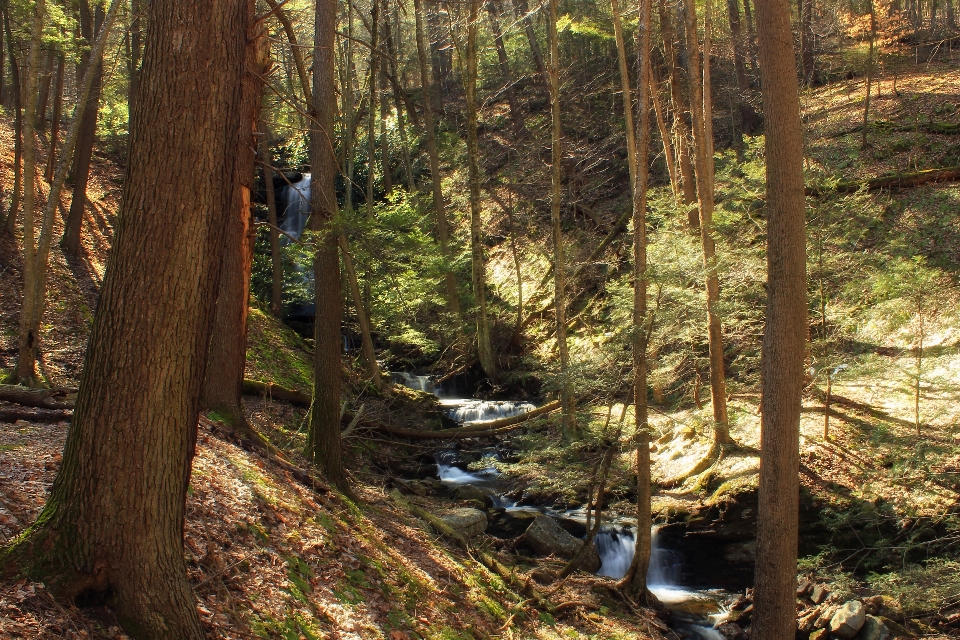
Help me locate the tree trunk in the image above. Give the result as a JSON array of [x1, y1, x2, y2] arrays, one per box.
[[61, 0, 105, 257], [752, 0, 807, 630], [649, 66, 680, 201], [339, 235, 383, 389], [487, 0, 525, 136], [728, 0, 750, 92], [742, 0, 761, 75], [467, 0, 497, 380], [621, 0, 654, 600], [127, 0, 142, 136], [682, 0, 731, 444], [384, 6, 416, 190], [44, 53, 64, 182], [0, 1, 247, 636], [548, 0, 573, 436], [659, 0, 698, 227], [201, 16, 269, 430], [379, 9, 392, 195], [800, 0, 815, 84], [35, 50, 54, 130], [414, 0, 460, 318], [3, 1, 22, 237], [427, 4, 448, 112], [259, 128, 283, 317], [513, 0, 549, 85], [308, 0, 349, 494], [861, 0, 876, 150], [365, 0, 381, 212], [914, 308, 923, 435]]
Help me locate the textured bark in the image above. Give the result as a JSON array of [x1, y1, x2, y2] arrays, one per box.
[[414, 0, 460, 317], [259, 129, 283, 317], [202, 10, 269, 429], [44, 53, 64, 182], [127, 0, 142, 133], [682, 0, 731, 444], [547, 0, 573, 436], [467, 0, 496, 380], [752, 0, 807, 631], [14, 0, 47, 385], [487, 0, 525, 136], [3, 1, 21, 237], [659, 0, 698, 227], [308, 0, 349, 494], [1, 1, 246, 637], [35, 50, 53, 130], [61, 0, 105, 257], [513, 0, 549, 85]]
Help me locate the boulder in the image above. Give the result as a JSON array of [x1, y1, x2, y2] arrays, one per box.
[[830, 600, 866, 639], [524, 515, 601, 572], [811, 583, 831, 604], [854, 615, 889, 640], [716, 622, 748, 640], [815, 604, 838, 629], [798, 606, 823, 633], [454, 484, 494, 507], [440, 508, 488, 538]]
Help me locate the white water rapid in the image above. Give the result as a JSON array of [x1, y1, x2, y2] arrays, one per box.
[[279, 174, 312, 243], [444, 399, 536, 424], [393, 372, 436, 394]]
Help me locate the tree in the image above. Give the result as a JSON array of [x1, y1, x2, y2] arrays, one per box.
[[43, 52, 64, 183], [681, 0, 732, 446], [259, 127, 284, 317], [308, 0, 350, 494], [2, 0, 22, 236], [752, 0, 807, 630], [548, 0, 574, 436], [0, 0, 249, 636], [486, 0, 525, 136], [61, 0, 105, 257], [413, 0, 461, 318], [201, 14, 270, 432]]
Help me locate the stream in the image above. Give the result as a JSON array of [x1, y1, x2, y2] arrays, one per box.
[[394, 374, 747, 639]]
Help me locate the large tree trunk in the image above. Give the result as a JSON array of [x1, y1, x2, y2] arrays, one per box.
[[0, 1, 247, 636], [201, 16, 269, 430], [752, 0, 807, 631], [414, 0, 460, 318], [659, 0, 698, 227], [513, 0, 549, 85], [487, 0, 525, 136], [682, 0, 731, 445], [547, 0, 573, 436], [61, 0, 105, 257], [308, 0, 349, 494], [44, 53, 64, 182], [616, 0, 654, 599], [467, 0, 497, 380]]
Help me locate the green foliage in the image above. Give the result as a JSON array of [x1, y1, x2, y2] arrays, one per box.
[[868, 558, 960, 615]]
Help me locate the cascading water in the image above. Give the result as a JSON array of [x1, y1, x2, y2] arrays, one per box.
[[595, 526, 636, 579], [434, 449, 499, 485], [279, 174, 312, 243], [393, 372, 436, 395], [445, 399, 536, 424]]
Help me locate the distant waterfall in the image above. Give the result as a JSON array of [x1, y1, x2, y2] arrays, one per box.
[[279, 174, 312, 243], [447, 400, 536, 423]]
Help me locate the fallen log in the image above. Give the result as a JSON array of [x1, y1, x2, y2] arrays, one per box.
[[808, 166, 960, 195], [0, 384, 76, 409], [241, 379, 311, 408], [0, 408, 73, 423], [831, 121, 960, 137]]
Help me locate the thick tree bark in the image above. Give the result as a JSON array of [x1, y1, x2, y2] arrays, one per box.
[[487, 0, 525, 136], [547, 0, 573, 436], [61, 0, 105, 257], [308, 0, 349, 494], [659, 0, 698, 227], [0, 1, 247, 637], [259, 128, 283, 317], [682, 0, 731, 444], [513, 0, 549, 85], [467, 0, 497, 380], [44, 53, 64, 183], [414, 0, 460, 318], [752, 0, 807, 631], [621, 0, 654, 599], [201, 14, 269, 430]]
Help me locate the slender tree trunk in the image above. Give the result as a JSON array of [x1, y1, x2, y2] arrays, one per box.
[[384, 7, 416, 190], [428, 4, 447, 112], [752, 0, 807, 629], [487, 0, 525, 136], [339, 235, 383, 389], [649, 66, 680, 201], [742, 0, 760, 75], [682, 0, 731, 444], [861, 0, 876, 150], [914, 308, 923, 435], [201, 16, 269, 430], [365, 0, 380, 212], [260, 129, 283, 317], [467, 0, 497, 380], [3, 2, 22, 237], [547, 0, 573, 436], [620, 0, 654, 600], [14, 0, 46, 387], [660, 0, 698, 227], [344, 1, 356, 212], [61, 0, 105, 257], [35, 50, 53, 130], [127, 0, 142, 136], [728, 0, 750, 91], [308, 0, 349, 494], [800, 0, 815, 84], [817, 225, 831, 440], [414, 0, 461, 318], [44, 53, 64, 183], [505, 184, 524, 346], [0, 1, 246, 636], [514, 0, 549, 85], [379, 7, 392, 195]]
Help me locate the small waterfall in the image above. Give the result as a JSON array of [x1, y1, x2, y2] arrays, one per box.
[[648, 525, 680, 586], [435, 449, 498, 485], [279, 174, 312, 243], [447, 400, 535, 424], [393, 372, 436, 395], [596, 527, 636, 579]]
